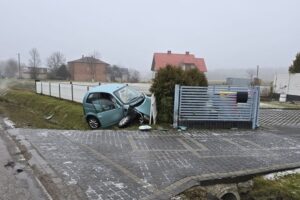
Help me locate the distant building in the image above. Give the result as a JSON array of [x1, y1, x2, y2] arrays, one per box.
[[68, 56, 109, 82], [151, 51, 207, 75], [22, 67, 47, 80], [273, 73, 300, 101], [226, 78, 252, 86]]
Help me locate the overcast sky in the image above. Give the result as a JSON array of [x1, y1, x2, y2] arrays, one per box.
[[0, 0, 299, 76]]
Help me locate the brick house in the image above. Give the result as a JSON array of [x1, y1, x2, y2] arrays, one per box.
[[68, 56, 109, 82], [151, 51, 207, 75]]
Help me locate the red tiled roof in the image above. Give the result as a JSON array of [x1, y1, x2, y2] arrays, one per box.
[[151, 52, 207, 72]]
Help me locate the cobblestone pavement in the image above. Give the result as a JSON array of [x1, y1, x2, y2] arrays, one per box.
[[260, 109, 300, 127], [8, 126, 300, 200]]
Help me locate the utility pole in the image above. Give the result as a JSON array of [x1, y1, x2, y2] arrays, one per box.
[[18, 53, 21, 78], [256, 65, 259, 79]]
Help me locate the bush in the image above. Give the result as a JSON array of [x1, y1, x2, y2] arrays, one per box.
[[150, 65, 208, 123]]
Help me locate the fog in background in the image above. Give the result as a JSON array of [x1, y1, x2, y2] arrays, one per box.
[[0, 0, 299, 81]]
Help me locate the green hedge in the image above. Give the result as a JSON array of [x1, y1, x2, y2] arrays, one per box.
[[150, 65, 208, 123]]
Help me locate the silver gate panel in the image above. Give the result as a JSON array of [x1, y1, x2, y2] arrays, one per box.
[[173, 85, 260, 129]]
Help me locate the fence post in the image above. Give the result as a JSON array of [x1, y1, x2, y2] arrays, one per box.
[[49, 82, 51, 96], [173, 84, 180, 128], [34, 80, 40, 93], [71, 82, 74, 101], [59, 83, 61, 99], [41, 82, 43, 94]]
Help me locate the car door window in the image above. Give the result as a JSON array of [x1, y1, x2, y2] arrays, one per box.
[[86, 93, 101, 104], [99, 93, 116, 111], [87, 92, 119, 113]]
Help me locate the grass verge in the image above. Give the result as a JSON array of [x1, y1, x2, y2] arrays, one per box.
[[0, 89, 89, 130], [245, 174, 300, 200], [260, 101, 300, 109]]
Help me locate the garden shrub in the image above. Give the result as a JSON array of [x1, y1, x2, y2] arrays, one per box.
[[150, 65, 208, 123]]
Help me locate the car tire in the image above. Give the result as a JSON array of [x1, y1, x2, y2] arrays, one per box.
[[118, 116, 131, 128], [87, 116, 100, 129]]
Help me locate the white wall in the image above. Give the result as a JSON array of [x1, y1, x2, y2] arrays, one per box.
[[273, 73, 300, 96], [36, 81, 151, 103]]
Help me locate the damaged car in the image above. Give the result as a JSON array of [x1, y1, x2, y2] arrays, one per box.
[[83, 84, 151, 129]]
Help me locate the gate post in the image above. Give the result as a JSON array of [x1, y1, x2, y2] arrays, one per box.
[[252, 86, 260, 129], [173, 84, 180, 128], [255, 86, 260, 128]]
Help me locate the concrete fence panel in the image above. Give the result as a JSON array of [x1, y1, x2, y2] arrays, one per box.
[[50, 83, 60, 98], [73, 85, 88, 103], [60, 83, 72, 101], [41, 82, 50, 95], [36, 82, 42, 94]]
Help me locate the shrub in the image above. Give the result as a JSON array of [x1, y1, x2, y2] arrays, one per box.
[[150, 65, 208, 123]]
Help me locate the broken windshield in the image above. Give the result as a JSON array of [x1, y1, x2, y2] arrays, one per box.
[[114, 86, 142, 104]]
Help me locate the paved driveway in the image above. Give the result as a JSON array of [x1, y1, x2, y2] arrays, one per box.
[[260, 109, 300, 127], [8, 125, 300, 200]]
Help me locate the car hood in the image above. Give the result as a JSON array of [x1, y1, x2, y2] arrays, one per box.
[[134, 95, 151, 117]]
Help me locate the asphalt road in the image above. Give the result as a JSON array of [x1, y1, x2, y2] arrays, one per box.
[[0, 123, 48, 200]]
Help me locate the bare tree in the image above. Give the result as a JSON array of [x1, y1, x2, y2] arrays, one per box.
[[86, 51, 101, 82], [0, 61, 6, 77], [89, 50, 101, 59], [128, 69, 140, 83], [28, 48, 41, 79], [246, 69, 255, 80], [4, 59, 18, 78], [246, 69, 255, 86], [47, 52, 66, 69]]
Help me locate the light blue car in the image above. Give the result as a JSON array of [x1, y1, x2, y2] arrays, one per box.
[[83, 84, 151, 129]]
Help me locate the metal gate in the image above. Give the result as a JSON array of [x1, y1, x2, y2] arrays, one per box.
[[173, 85, 260, 129]]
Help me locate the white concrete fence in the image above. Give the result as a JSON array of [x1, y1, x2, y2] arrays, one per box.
[[35, 81, 151, 103]]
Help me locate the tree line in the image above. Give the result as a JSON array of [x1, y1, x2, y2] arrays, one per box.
[[0, 48, 140, 82]]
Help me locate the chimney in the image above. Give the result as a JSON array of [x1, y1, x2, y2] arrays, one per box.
[[185, 51, 190, 55], [167, 50, 171, 54]]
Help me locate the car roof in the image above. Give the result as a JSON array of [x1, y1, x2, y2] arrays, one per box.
[[88, 83, 126, 93]]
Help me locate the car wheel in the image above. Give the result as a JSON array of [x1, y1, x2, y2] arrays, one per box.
[[87, 116, 100, 129], [118, 116, 131, 128]]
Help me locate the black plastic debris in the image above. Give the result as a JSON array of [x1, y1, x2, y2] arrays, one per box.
[[4, 161, 15, 168]]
